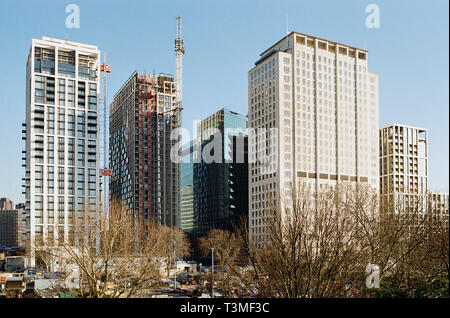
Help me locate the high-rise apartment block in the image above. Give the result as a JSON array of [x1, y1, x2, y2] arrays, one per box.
[[379, 124, 428, 208], [109, 72, 181, 228], [248, 32, 379, 244], [24, 37, 100, 261]]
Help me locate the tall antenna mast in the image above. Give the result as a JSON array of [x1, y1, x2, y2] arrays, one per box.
[[286, 15, 289, 35], [175, 16, 184, 107], [285, 15, 290, 51]]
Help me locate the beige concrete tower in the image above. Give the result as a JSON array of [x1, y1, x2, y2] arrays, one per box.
[[248, 32, 379, 245]]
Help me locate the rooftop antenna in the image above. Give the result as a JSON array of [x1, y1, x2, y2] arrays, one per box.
[[285, 15, 290, 51], [286, 15, 289, 35]]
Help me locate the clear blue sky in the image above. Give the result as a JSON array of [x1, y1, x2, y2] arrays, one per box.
[[0, 0, 448, 204]]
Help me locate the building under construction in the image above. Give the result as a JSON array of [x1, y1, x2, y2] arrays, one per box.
[[109, 17, 184, 229], [109, 72, 181, 228]]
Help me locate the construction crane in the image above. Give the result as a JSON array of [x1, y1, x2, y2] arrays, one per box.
[[156, 16, 184, 124], [100, 54, 111, 219], [175, 16, 184, 109]]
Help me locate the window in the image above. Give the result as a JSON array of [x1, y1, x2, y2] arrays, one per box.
[[78, 82, 86, 108], [34, 47, 55, 75], [58, 50, 75, 78], [35, 165, 43, 194], [88, 82, 97, 110], [46, 77, 55, 105], [77, 110, 85, 137], [34, 76, 45, 103], [68, 80, 75, 107], [58, 79, 66, 106]]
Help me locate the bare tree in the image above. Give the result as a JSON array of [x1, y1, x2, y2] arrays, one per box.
[[349, 187, 432, 290], [34, 240, 57, 272], [38, 199, 165, 298], [228, 182, 446, 298], [198, 229, 243, 297], [249, 183, 369, 297], [153, 225, 190, 278]]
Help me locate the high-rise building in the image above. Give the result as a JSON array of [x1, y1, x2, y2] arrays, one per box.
[[109, 72, 181, 228], [24, 37, 101, 263], [248, 32, 379, 245], [193, 108, 248, 262], [180, 141, 194, 234], [379, 124, 428, 209], [0, 198, 14, 211]]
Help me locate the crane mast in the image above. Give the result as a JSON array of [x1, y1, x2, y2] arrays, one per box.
[[175, 16, 184, 107], [100, 54, 111, 219]]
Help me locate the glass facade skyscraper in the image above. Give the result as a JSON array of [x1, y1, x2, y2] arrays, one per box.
[[193, 108, 248, 263], [180, 141, 194, 233]]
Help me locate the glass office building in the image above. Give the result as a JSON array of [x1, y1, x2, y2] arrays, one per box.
[[180, 141, 194, 233], [193, 108, 248, 263]]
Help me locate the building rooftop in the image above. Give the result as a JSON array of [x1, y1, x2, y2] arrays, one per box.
[[260, 31, 368, 57], [38, 36, 98, 50], [380, 123, 428, 132]]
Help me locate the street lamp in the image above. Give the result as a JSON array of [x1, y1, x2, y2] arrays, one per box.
[[174, 248, 176, 291], [211, 245, 214, 298], [173, 243, 177, 292]]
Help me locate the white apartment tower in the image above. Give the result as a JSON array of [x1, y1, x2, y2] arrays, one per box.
[[24, 37, 100, 264], [379, 124, 428, 210], [248, 32, 379, 244]]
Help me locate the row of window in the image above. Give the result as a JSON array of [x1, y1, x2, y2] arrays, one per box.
[[35, 76, 97, 109]]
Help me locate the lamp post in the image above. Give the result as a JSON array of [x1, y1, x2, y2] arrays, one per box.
[[173, 242, 177, 292], [211, 245, 214, 298]]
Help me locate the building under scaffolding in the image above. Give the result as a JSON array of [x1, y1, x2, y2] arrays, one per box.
[[109, 72, 181, 228]]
